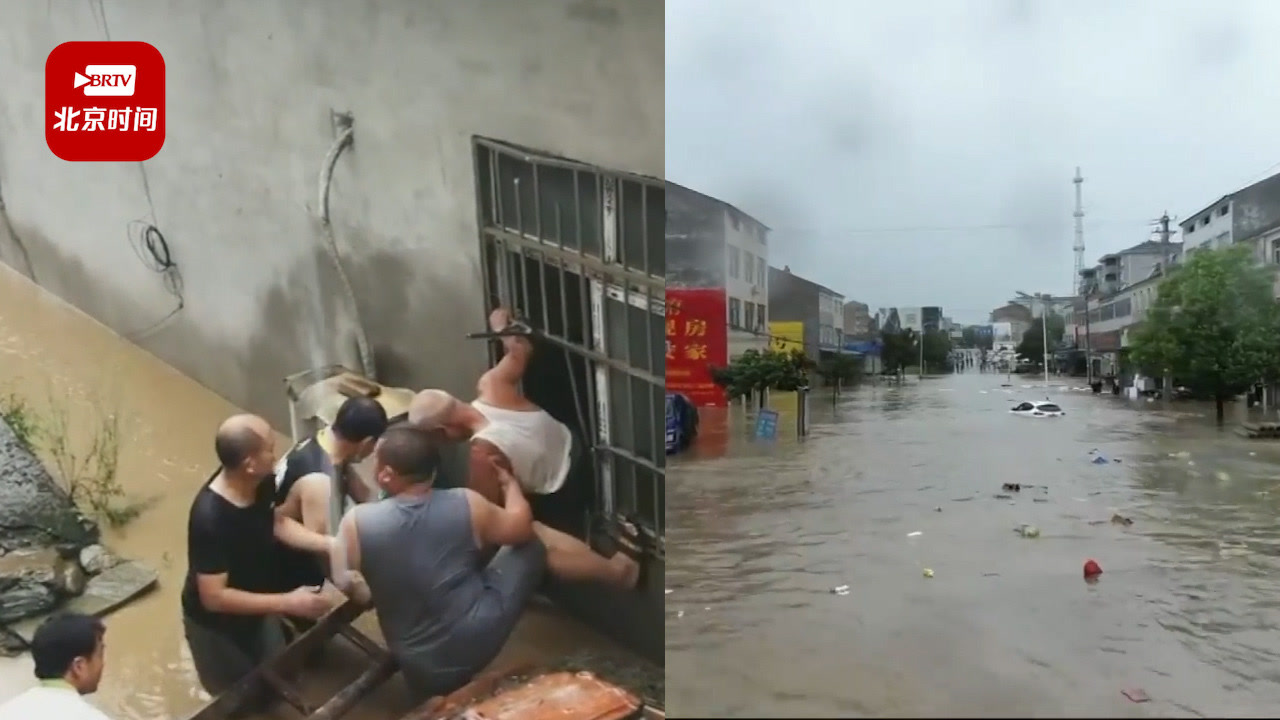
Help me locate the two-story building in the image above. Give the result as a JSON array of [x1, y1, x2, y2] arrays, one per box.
[[665, 181, 770, 359], [768, 265, 845, 362]]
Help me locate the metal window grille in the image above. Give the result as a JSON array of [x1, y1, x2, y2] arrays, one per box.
[[472, 138, 665, 556]]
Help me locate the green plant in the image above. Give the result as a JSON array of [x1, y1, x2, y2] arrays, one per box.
[[818, 353, 863, 386], [710, 348, 812, 402], [1130, 245, 1280, 423], [38, 392, 153, 528], [0, 392, 40, 450]]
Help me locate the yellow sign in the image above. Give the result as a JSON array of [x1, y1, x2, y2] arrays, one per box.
[[769, 321, 805, 354]]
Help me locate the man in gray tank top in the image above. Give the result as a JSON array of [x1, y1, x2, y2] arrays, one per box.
[[328, 424, 545, 701]]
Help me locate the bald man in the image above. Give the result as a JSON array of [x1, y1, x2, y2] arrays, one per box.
[[409, 307, 573, 504], [408, 308, 639, 592], [181, 414, 336, 698]]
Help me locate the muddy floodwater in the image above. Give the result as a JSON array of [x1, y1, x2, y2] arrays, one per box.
[[0, 264, 634, 719], [667, 374, 1280, 718]]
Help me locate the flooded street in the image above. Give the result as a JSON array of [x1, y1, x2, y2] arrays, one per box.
[[667, 373, 1280, 718], [0, 264, 632, 719]]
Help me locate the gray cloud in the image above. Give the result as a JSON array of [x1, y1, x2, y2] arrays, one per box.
[[666, 0, 1280, 323]]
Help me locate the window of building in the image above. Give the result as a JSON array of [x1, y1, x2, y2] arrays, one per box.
[[756, 257, 765, 287], [473, 138, 664, 557], [756, 302, 767, 329], [1272, 241, 1280, 265], [1219, 205, 1229, 216], [729, 297, 742, 328], [1201, 216, 1209, 227], [758, 225, 767, 245], [744, 302, 756, 331], [744, 251, 755, 283], [730, 212, 740, 231], [728, 246, 741, 279]]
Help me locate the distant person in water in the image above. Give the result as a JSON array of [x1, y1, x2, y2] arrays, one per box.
[[182, 414, 334, 700], [0, 613, 111, 719], [273, 396, 388, 591], [408, 307, 640, 591], [329, 424, 546, 701]]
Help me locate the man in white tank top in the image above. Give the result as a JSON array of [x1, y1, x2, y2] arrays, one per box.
[[408, 307, 640, 592]]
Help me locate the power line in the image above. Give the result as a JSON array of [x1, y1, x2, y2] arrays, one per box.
[[765, 218, 1158, 235]]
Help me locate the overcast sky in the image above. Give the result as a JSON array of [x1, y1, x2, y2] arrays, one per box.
[[666, 0, 1280, 324]]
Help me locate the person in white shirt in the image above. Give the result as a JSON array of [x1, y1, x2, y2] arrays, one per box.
[[408, 307, 640, 591], [0, 612, 112, 719]]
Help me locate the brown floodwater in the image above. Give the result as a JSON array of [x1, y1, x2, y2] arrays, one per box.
[[668, 374, 1280, 718], [0, 263, 629, 719]]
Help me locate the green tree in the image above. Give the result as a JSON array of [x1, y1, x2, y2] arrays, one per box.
[[818, 353, 863, 386], [1016, 314, 1066, 365], [1129, 245, 1280, 424], [960, 326, 993, 350], [710, 348, 813, 403], [880, 329, 914, 374], [921, 329, 952, 373]]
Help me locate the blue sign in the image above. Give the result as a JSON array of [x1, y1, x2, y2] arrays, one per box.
[[755, 409, 780, 440]]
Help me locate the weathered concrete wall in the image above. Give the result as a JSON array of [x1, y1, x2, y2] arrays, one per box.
[[1233, 173, 1280, 244], [0, 0, 662, 428], [665, 184, 726, 289]]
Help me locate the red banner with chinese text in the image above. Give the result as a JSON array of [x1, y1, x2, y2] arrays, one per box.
[[666, 287, 728, 407]]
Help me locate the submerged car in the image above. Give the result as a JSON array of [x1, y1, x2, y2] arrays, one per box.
[[1010, 400, 1065, 417]]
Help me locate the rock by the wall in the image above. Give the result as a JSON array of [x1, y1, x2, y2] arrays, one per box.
[[0, 417, 99, 550]]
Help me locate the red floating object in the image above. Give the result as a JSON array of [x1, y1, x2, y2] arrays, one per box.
[[1083, 559, 1103, 578]]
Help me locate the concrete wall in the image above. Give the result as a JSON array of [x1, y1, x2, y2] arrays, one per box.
[[767, 267, 821, 360], [1181, 198, 1233, 252], [666, 183, 726, 289], [0, 0, 663, 429], [724, 208, 768, 324], [842, 300, 871, 339], [1232, 173, 1280, 243]]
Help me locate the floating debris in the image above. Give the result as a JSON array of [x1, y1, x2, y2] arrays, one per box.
[[1015, 524, 1040, 538], [831, 584, 850, 596], [1215, 470, 1231, 483], [922, 568, 934, 578], [1083, 559, 1103, 578], [1111, 514, 1134, 527], [1121, 687, 1150, 703], [907, 531, 922, 538]]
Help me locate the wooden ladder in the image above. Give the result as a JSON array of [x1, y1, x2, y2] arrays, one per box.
[[184, 600, 398, 720]]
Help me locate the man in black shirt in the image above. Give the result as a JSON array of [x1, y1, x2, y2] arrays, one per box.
[[182, 413, 335, 698], [273, 396, 388, 590]]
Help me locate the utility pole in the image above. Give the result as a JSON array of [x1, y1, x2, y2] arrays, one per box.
[[1042, 311, 1050, 388], [1159, 211, 1173, 405], [918, 328, 925, 379]]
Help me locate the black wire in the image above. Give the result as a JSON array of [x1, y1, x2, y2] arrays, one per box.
[[124, 221, 185, 340]]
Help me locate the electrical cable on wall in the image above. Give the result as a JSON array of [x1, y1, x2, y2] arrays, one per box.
[[316, 117, 377, 380], [124, 219, 185, 340]]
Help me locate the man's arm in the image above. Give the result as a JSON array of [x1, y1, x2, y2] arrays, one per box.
[[274, 511, 332, 555], [330, 508, 371, 605], [192, 519, 293, 616], [477, 307, 533, 400], [468, 461, 535, 548]]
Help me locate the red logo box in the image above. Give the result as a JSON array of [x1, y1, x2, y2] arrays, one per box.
[[45, 41, 165, 162]]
